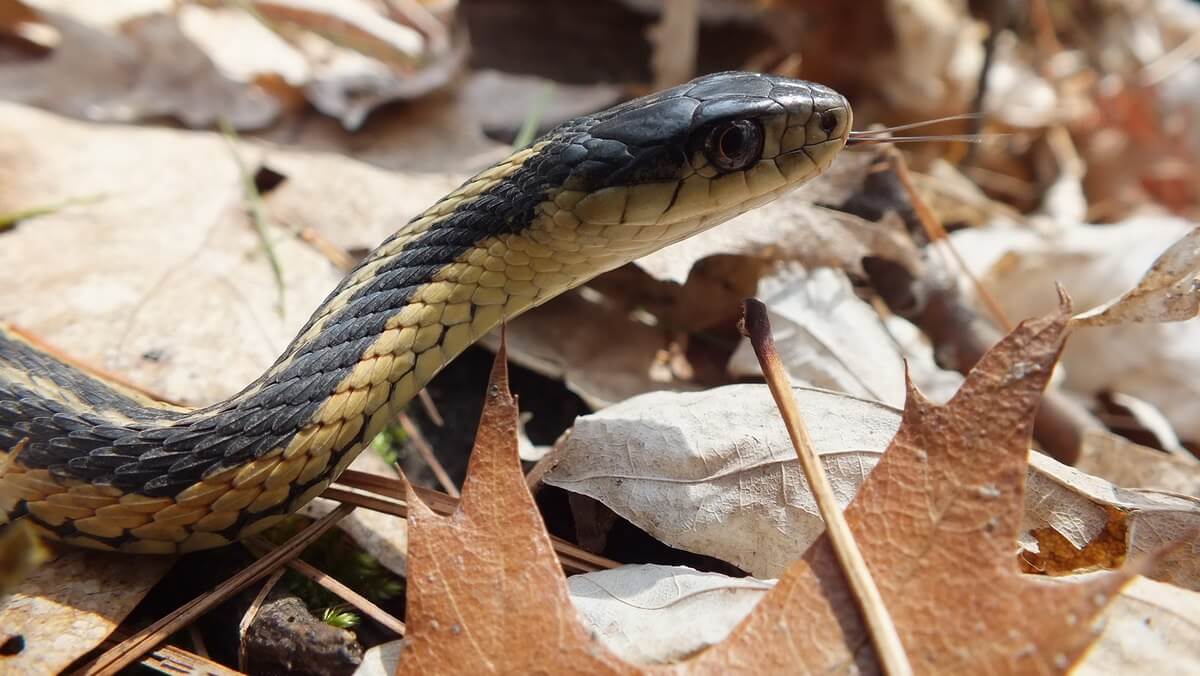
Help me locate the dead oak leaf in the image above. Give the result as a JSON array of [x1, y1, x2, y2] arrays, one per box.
[[395, 335, 635, 675], [683, 295, 1136, 674]]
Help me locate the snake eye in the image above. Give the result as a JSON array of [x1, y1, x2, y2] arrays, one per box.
[[704, 119, 763, 172]]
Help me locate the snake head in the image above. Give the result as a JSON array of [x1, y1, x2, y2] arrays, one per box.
[[539, 71, 851, 245]]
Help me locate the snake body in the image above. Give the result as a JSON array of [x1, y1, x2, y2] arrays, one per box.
[[0, 72, 851, 553]]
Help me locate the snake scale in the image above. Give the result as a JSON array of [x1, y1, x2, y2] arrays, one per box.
[[0, 71, 851, 554]]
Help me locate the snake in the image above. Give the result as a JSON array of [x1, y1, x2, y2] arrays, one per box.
[[0, 71, 851, 554]]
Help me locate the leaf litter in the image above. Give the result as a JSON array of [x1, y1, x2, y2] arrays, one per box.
[[2, 0, 1200, 672], [366, 297, 1151, 674]]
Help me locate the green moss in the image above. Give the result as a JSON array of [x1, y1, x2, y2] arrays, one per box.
[[370, 421, 409, 466], [321, 605, 361, 629]]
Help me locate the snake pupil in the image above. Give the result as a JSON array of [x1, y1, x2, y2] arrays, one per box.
[[706, 119, 763, 172]]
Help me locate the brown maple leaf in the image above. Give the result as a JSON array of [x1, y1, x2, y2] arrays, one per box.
[[683, 293, 1135, 674]]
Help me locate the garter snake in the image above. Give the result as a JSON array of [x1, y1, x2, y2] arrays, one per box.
[[0, 71, 851, 553]]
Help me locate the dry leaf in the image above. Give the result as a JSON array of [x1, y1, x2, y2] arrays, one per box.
[[1073, 224, 1200, 326], [1023, 451, 1200, 590], [6, 0, 462, 131], [0, 5, 282, 129], [0, 550, 172, 673], [482, 289, 704, 409], [951, 217, 1200, 440], [548, 382, 1200, 582], [192, 0, 464, 129], [1076, 429, 1200, 497], [393, 339, 632, 674], [0, 519, 48, 596], [567, 567, 1200, 672], [1075, 574, 1200, 674], [681, 300, 1133, 673], [588, 572, 1200, 672], [0, 103, 456, 406], [375, 303, 1144, 674], [567, 564, 772, 665], [726, 264, 963, 407], [546, 384, 900, 577], [875, 0, 985, 114]]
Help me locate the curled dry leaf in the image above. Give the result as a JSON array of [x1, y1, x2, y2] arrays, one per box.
[[567, 564, 772, 665], [1023, 452, 1200, 590], [951, 217, 1200, 440], [1073, 224, 1200, 326], [0, 551, 173, 674], [726, 264, 963, 407]]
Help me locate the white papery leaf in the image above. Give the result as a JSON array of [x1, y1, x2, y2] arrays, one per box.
[[546, 384, 1200, 582], [727, 265, 962, 407], [567, 564, 772, 665]]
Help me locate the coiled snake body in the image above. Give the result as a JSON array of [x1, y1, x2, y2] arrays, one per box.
[[0, 71, 851, 553]]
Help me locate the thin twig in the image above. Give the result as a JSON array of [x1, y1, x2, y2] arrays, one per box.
[[886, 147, 1014, 332], [237, 567, 286, 672], [323, 481, 614, 573], [4, 324, 184, 406], [243, 536, 405, 635], [186, 625, 208, 659], [80, 504, 355, 676], [102, 633, 246, 676], [416, 388, 445, 427], [282, 554, 407, 636], [297, 227, 357, 272], [739, 298, 913, 676], [398, 413, 459, 497], [218, 117, 287, 317]]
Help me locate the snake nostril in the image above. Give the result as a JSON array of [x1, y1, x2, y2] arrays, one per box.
[[819, 111, 840, 136]]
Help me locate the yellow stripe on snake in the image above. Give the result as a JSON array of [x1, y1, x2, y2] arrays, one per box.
[[0, 72, 851, 553]]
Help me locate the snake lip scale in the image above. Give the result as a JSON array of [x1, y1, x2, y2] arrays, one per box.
[[0, 71, 852, 554]]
